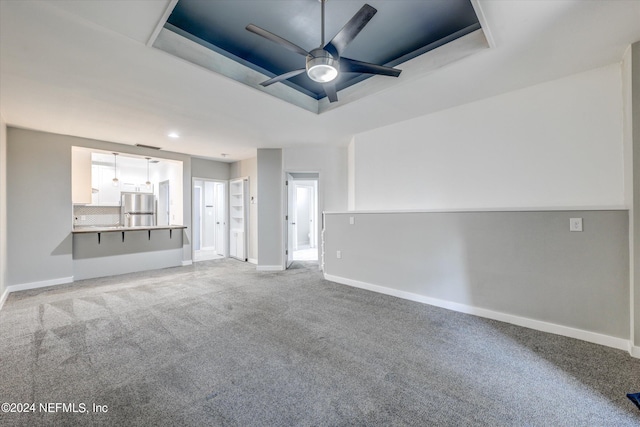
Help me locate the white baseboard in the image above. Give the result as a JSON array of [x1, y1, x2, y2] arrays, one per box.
[[256, 265, 284, 272], [181, 260, 193, 266], [248, 258, 258, 265], [7, 276, 74, 294], [324, 273, 632, 355], [630, 344, 640, 358], [0, 287, 9, 312]]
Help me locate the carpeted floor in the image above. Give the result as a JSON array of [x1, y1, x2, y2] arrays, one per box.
[[0, 259, 639, 426]]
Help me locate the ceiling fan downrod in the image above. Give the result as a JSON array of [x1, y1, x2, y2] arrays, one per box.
[[320, 0, 326, 47], [307, 0, 339, 83]]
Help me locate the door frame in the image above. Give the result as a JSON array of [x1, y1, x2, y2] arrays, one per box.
[[293, 182, 316, 249], [191, 177, 229, 261], [283, 171, 320, 270]]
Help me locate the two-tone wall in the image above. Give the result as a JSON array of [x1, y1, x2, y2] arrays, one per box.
[[327, 62, 636, 354]]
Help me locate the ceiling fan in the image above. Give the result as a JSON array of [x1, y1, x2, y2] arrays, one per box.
[[246, 0, 402, 103]]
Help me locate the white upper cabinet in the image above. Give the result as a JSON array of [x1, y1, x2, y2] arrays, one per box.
[[72, 147, 92, 204]]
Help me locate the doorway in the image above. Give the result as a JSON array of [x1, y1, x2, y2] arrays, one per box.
[[158, 180, 171, 226], [285, 173, 319, 268], [193, 178, 227, 262]]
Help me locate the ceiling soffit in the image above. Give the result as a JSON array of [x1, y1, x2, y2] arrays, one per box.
[[153, 0, 490, 113]]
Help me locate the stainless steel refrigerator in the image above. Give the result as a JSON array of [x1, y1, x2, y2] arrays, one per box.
[[121, 192, 156, 227]]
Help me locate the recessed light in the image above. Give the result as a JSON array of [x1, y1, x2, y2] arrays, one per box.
[[167, 132, 180, 138]]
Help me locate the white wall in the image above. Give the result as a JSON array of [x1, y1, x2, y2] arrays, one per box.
[[153, 160, 184, 225], [352, 64, 625, 210]]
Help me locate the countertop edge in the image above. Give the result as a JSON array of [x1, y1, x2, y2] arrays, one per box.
[[72, 225, 187, 234]]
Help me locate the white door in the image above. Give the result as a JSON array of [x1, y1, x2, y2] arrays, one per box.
[[286, 174, 295, 268], [215, 182, 227, 256], [193, 185, 202, 251], [295, 184, 313, 249]]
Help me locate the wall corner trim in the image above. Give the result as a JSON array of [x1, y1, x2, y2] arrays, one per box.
[[6, 276, 74, 295], [0, 288, 9, 312], [181, 260, 193, 267], [324, 273, 633, 356], [256, 265, 284, 272], [248, 258, 258, 265]]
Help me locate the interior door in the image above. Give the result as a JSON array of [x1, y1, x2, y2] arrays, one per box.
[[286, 174, 295, 268], [215, 182, 226, 256], [193, 185, 201, 251]]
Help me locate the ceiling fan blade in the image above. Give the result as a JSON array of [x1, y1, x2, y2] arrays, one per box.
[[325, 4, 377, 57], [340, 57, 401, 77], [324, 83, 339, 103], [246, 24, 310, 57], [260, 69, 306, 87]]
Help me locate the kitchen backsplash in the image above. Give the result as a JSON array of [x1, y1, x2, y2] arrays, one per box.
[[73, 205, 120, 227]]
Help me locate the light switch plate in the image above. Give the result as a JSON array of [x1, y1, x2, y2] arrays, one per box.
[[349, 216, 355, 225], [570, 218, 583, 232]]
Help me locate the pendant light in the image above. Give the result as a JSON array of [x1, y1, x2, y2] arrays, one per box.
[[145, 157, 151, 188], [112, 153, 119, 187]]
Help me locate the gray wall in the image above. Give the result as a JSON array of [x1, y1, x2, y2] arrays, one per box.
[[633, 41, 640, 345], [257, 149, 282, 268], [73, 230, 183, 280], [6, 128, 193, 285], [324, 210, 629, 339], [0, 117, 7, 297], [8, 128, 75, 285], [191, 157, 230, 180]]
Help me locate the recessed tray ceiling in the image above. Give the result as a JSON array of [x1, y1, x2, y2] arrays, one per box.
[[157, 0, 482, 110]]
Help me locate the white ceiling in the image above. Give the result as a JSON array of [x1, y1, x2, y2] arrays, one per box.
[[1, 0, 639, 163]]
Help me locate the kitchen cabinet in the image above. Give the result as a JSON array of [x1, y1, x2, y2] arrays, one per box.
[[72, 148, 92, 204], [91, 164, 121, 205], [229, 177, 248, 261], [230, 230, 245, 261]]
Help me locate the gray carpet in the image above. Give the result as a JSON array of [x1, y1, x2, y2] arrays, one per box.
[[1, 259, 639, 426]]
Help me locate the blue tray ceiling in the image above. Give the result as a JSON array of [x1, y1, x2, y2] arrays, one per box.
[[165, 0, 481, 100]]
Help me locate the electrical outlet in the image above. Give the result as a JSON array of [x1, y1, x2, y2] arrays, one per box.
[[349, 216, 355, 225], [336, 250, 342, 259], [570, 218, 583, 232]]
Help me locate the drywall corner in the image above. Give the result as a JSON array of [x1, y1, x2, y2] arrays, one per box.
[[348, 137, 356, 211], [631, 41, 640, 346], [0, 114, 6, 300]]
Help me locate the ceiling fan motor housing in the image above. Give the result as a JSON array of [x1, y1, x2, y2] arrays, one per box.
[[306, 48, 340, 83]]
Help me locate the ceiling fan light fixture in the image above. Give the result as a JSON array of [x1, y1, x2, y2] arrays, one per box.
[[306, 49, 339, 83]]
